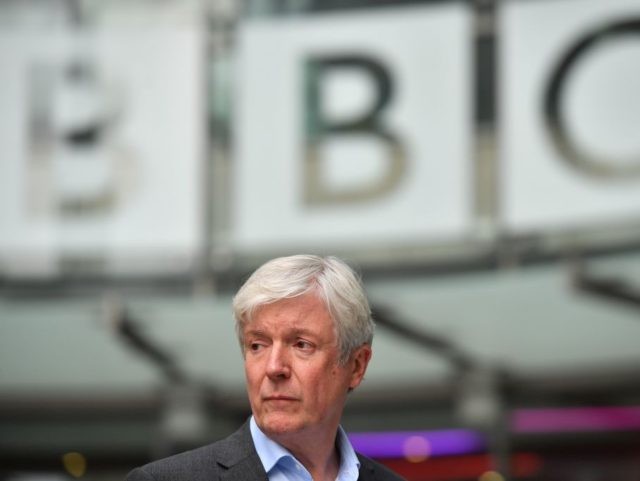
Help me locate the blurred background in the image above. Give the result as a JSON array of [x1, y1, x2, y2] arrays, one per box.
[[2, 0, 640, 480]]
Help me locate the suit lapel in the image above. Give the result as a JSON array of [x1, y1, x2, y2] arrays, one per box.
[[356, 454, 377, 481], [220, 455, 269, 481], [216, 421, 269, 481]]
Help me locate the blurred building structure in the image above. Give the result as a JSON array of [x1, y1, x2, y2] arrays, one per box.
[[2, 0, 640, 480]]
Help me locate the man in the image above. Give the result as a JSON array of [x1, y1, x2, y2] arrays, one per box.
[[126, 254, 405, 481]]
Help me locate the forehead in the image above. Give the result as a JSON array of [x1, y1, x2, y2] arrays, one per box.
[[246, 294, 335, 336]]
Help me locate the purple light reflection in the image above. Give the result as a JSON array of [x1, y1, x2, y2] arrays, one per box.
[[512, 406, 640, 433], [348, 429, 486, 459], [348, 406, 640, 459]]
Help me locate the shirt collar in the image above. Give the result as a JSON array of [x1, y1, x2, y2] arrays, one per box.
[[249, 416, 361, 476], [250, 416, 293, 473], [335, 424, 361, 480]]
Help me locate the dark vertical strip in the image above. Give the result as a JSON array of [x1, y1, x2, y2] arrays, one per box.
[[473, 0, 502, 259]]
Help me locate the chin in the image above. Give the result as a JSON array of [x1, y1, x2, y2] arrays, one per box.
[[258, 414, 305, 436]]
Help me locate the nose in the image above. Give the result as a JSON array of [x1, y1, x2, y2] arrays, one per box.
[[266, 344, 291, 380]]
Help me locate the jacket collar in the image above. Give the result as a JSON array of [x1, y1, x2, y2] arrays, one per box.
[[216, 421, 270, 481]]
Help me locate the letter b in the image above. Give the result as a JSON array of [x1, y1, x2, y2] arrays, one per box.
[[303, 55, 406, 205]]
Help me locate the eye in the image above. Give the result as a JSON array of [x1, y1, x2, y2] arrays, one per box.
[[295, 339, 314, 351], [248, 342, 265, 352]]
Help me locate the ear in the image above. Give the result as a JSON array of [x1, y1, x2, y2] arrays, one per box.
[[348, 344, 372, 390]]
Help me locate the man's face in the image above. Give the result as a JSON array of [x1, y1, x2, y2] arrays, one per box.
[[242, 293, 371, 443]]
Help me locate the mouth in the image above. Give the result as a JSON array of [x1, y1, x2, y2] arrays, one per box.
[[263, 395, 298, 402]]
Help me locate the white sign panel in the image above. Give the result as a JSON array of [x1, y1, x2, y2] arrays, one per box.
[[233, 4, 472, 252], [0, 26, 204, 275], [501, 0, 640, 232]]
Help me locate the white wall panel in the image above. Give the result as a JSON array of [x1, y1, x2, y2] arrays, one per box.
[[0, 24, 204, 275], [233, 4, 472, 252], [501, 0, 640, 232]]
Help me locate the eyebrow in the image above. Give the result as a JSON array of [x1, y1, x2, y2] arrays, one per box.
[[243, 329, 268, 339], [289, 328, 318, 338], [243, 327, 319, 339]]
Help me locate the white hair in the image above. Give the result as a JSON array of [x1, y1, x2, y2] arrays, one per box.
[[232, 254, 374, 364]]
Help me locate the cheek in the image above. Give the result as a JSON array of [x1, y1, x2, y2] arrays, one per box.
[[316, 367, 343, 392], [330, 365, 353, 387], [245, 363, 261, 388]]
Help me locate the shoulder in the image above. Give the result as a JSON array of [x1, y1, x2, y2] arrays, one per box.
[[357, 453, 407, 481], [125, 423, 256, 481], [125, 443, 222, 481]]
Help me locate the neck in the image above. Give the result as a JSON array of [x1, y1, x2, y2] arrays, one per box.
[[274, 428, 341, 481]]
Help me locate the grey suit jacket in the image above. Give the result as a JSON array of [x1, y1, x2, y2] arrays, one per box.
[[125, 422, 405, 481]]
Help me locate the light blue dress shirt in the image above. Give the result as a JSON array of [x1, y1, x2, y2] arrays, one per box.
[[249, 417, 361, 481]]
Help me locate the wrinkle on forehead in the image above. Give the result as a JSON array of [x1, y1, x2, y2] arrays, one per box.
[[244, 294, 338, 345]]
